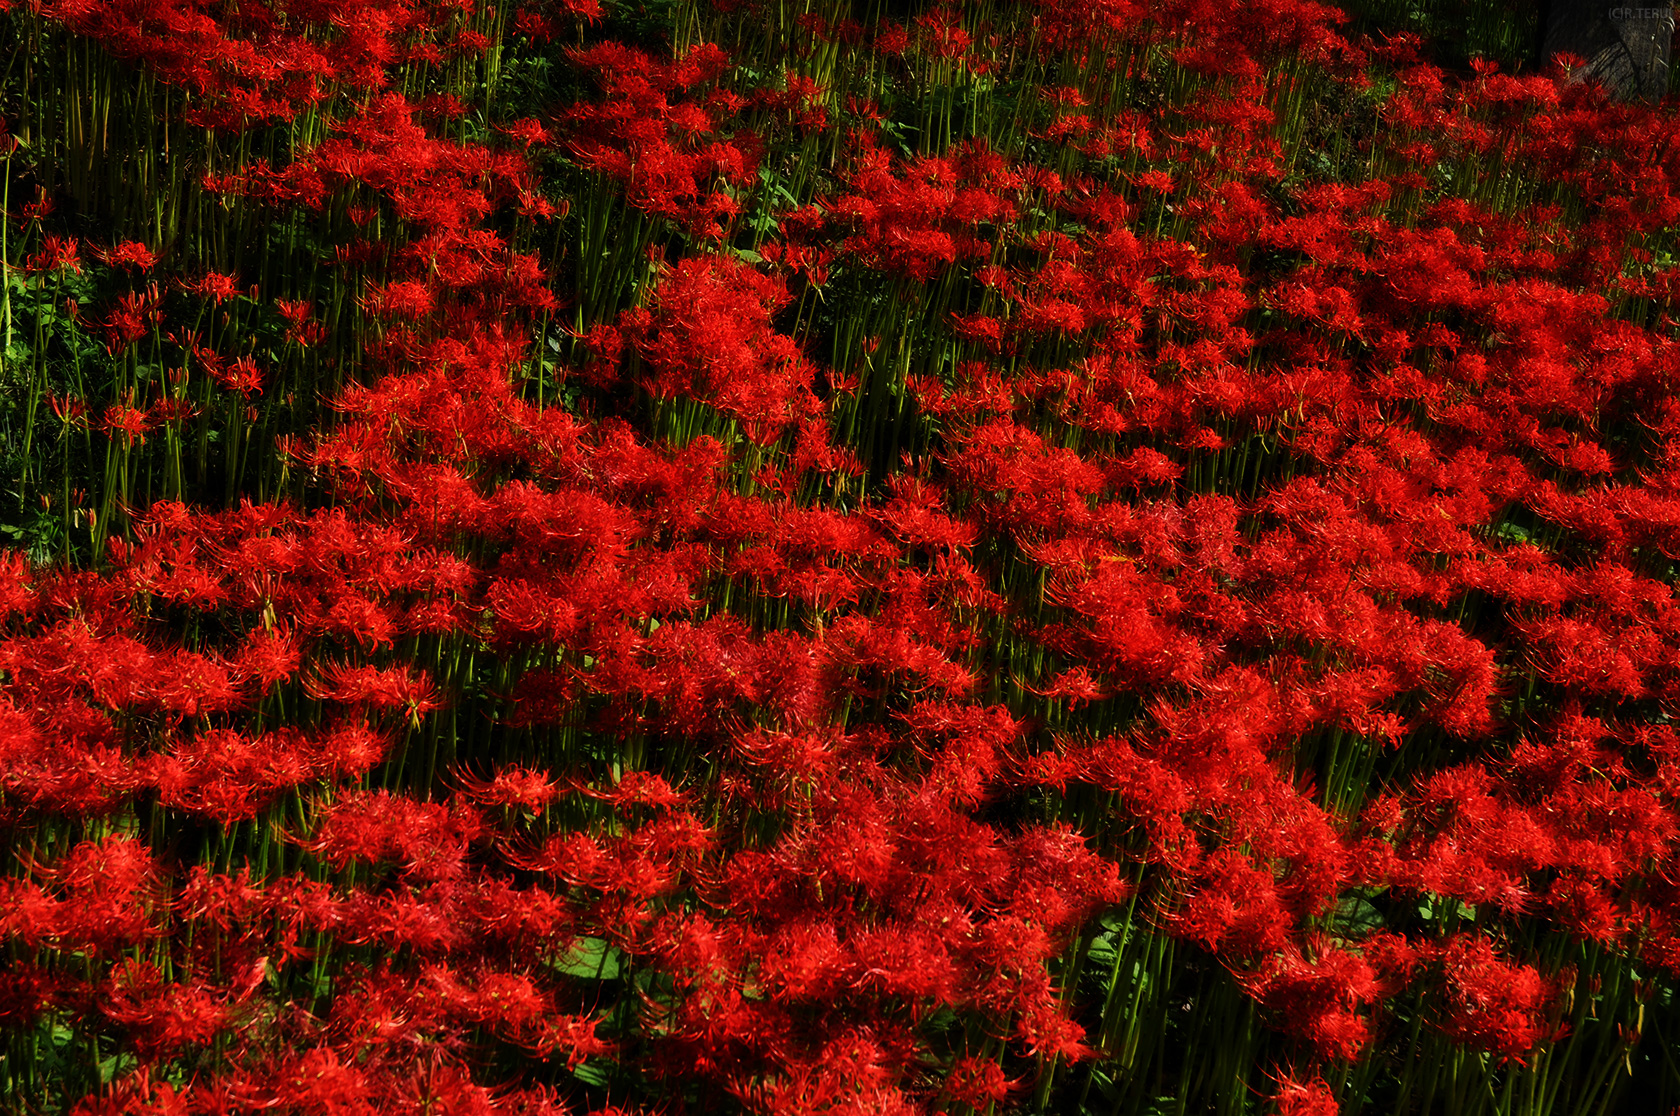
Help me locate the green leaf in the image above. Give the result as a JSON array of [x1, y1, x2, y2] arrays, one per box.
[[553, 936, 622, 980]]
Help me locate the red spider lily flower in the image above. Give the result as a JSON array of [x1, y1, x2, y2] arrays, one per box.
[[572, 768, 686, 810], [275, 298, 327, 346], [322, 589, 399, 649], [874, 475, 976, 552], [0, 550, 35, 620], [1419, 935, 1557, 1059], [0, 877, 60, 951], [1014, 993, 1098, 1062], [517, 186, 562, 220], [499, 117, 553, 147], [98, 288, 160, 354], [147, 727, 320, 823], [1007, 823, 1130, 930], [210, 354, 266, 396], [101, 401, 156, 447], [457, 764, 561, 811], [313, 722, 392, 779], [1169, 847, 1295, 958], [302, 789, 485, 882], [363, 279, 435, 320], [26, 834, 163, 955], [873, 23, 909, 55], [747, 1032, 922, 1116], [1237, 941, 1378, 1060], [23, 234, 81, 274], [1272, 1074, 1339, 1116], [95, 241, 158, 270], [1133, 169, 1176, 194], [0, 721, 140, 818], [1548, 875, 1626, 944], [180, 270, 243, 303], [176, 864, 268, 932], [101, 960, 234, 1059], [421, 92, 468, 120], [631, 253, 818, 442], [757, 918, 844, 1000], [147, 395, 198, 427], [532, 1011, 616, 1069], [448, 30, 492, 58], [942, 1056, 1018, 1110], [274, 1048, 373, 1113], [0, 964, 59, 1032], [306, 661, 442, 722], [1020, 665, 1111, 708], [140, 650, 243, 717], [231, 625, 303, 693]]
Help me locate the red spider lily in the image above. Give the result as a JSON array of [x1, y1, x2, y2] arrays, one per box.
[[572, 768, 686, 810], [301, 789, 485, 882], [1271, 1073, 1339, 1116], [457, 764, 561, 811], [1, 620, 243, 719], [12, 834, 164, 955], [1168, 850, 1296, 959], [275, 297, 327, 346], [101, 961, 235, 1060], [513, 811, 713, 905], [231, 625, 303, 693], [179, 270, 244, 303], [363, 278, 436, 320], [209, 354, 266, 396], [563, 41, 754, 236], [98, 287, 161, 355], [873, 475, 976, 552], [499, 117, 553, 147], [531, 1011, 615, 1068], [94, 241, 159, 270], [828, 145, 1011, 281], [744, 1032, 923, 1116], [630, 253, 819, 443], [0, 550, 36, 619], [1015, 989, 1099, 1062], [100, 401, 154, 446], [1237, 940, 1379, 1060], [751, 73, 830, 133], [0, 724, 140, 819], [0, 964, 60, 1033], [941, 1056, 1018, 1110], [17, 0, 1680, 1106], [305, 661, 443, 719], [273, 1048, 374, 1113], [23, 234, 82, 274], [148, 722, 386, 822], [1412, 935, 1559, 1060]]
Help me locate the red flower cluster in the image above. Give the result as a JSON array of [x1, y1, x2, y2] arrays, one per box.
[[11, 0, 1680, 1111]]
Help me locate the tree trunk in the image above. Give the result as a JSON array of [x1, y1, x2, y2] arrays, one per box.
[[1539, 1, 1673, 102]]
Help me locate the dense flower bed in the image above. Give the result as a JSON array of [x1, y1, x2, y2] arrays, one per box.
[[3, 0, 1680, 1112]]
